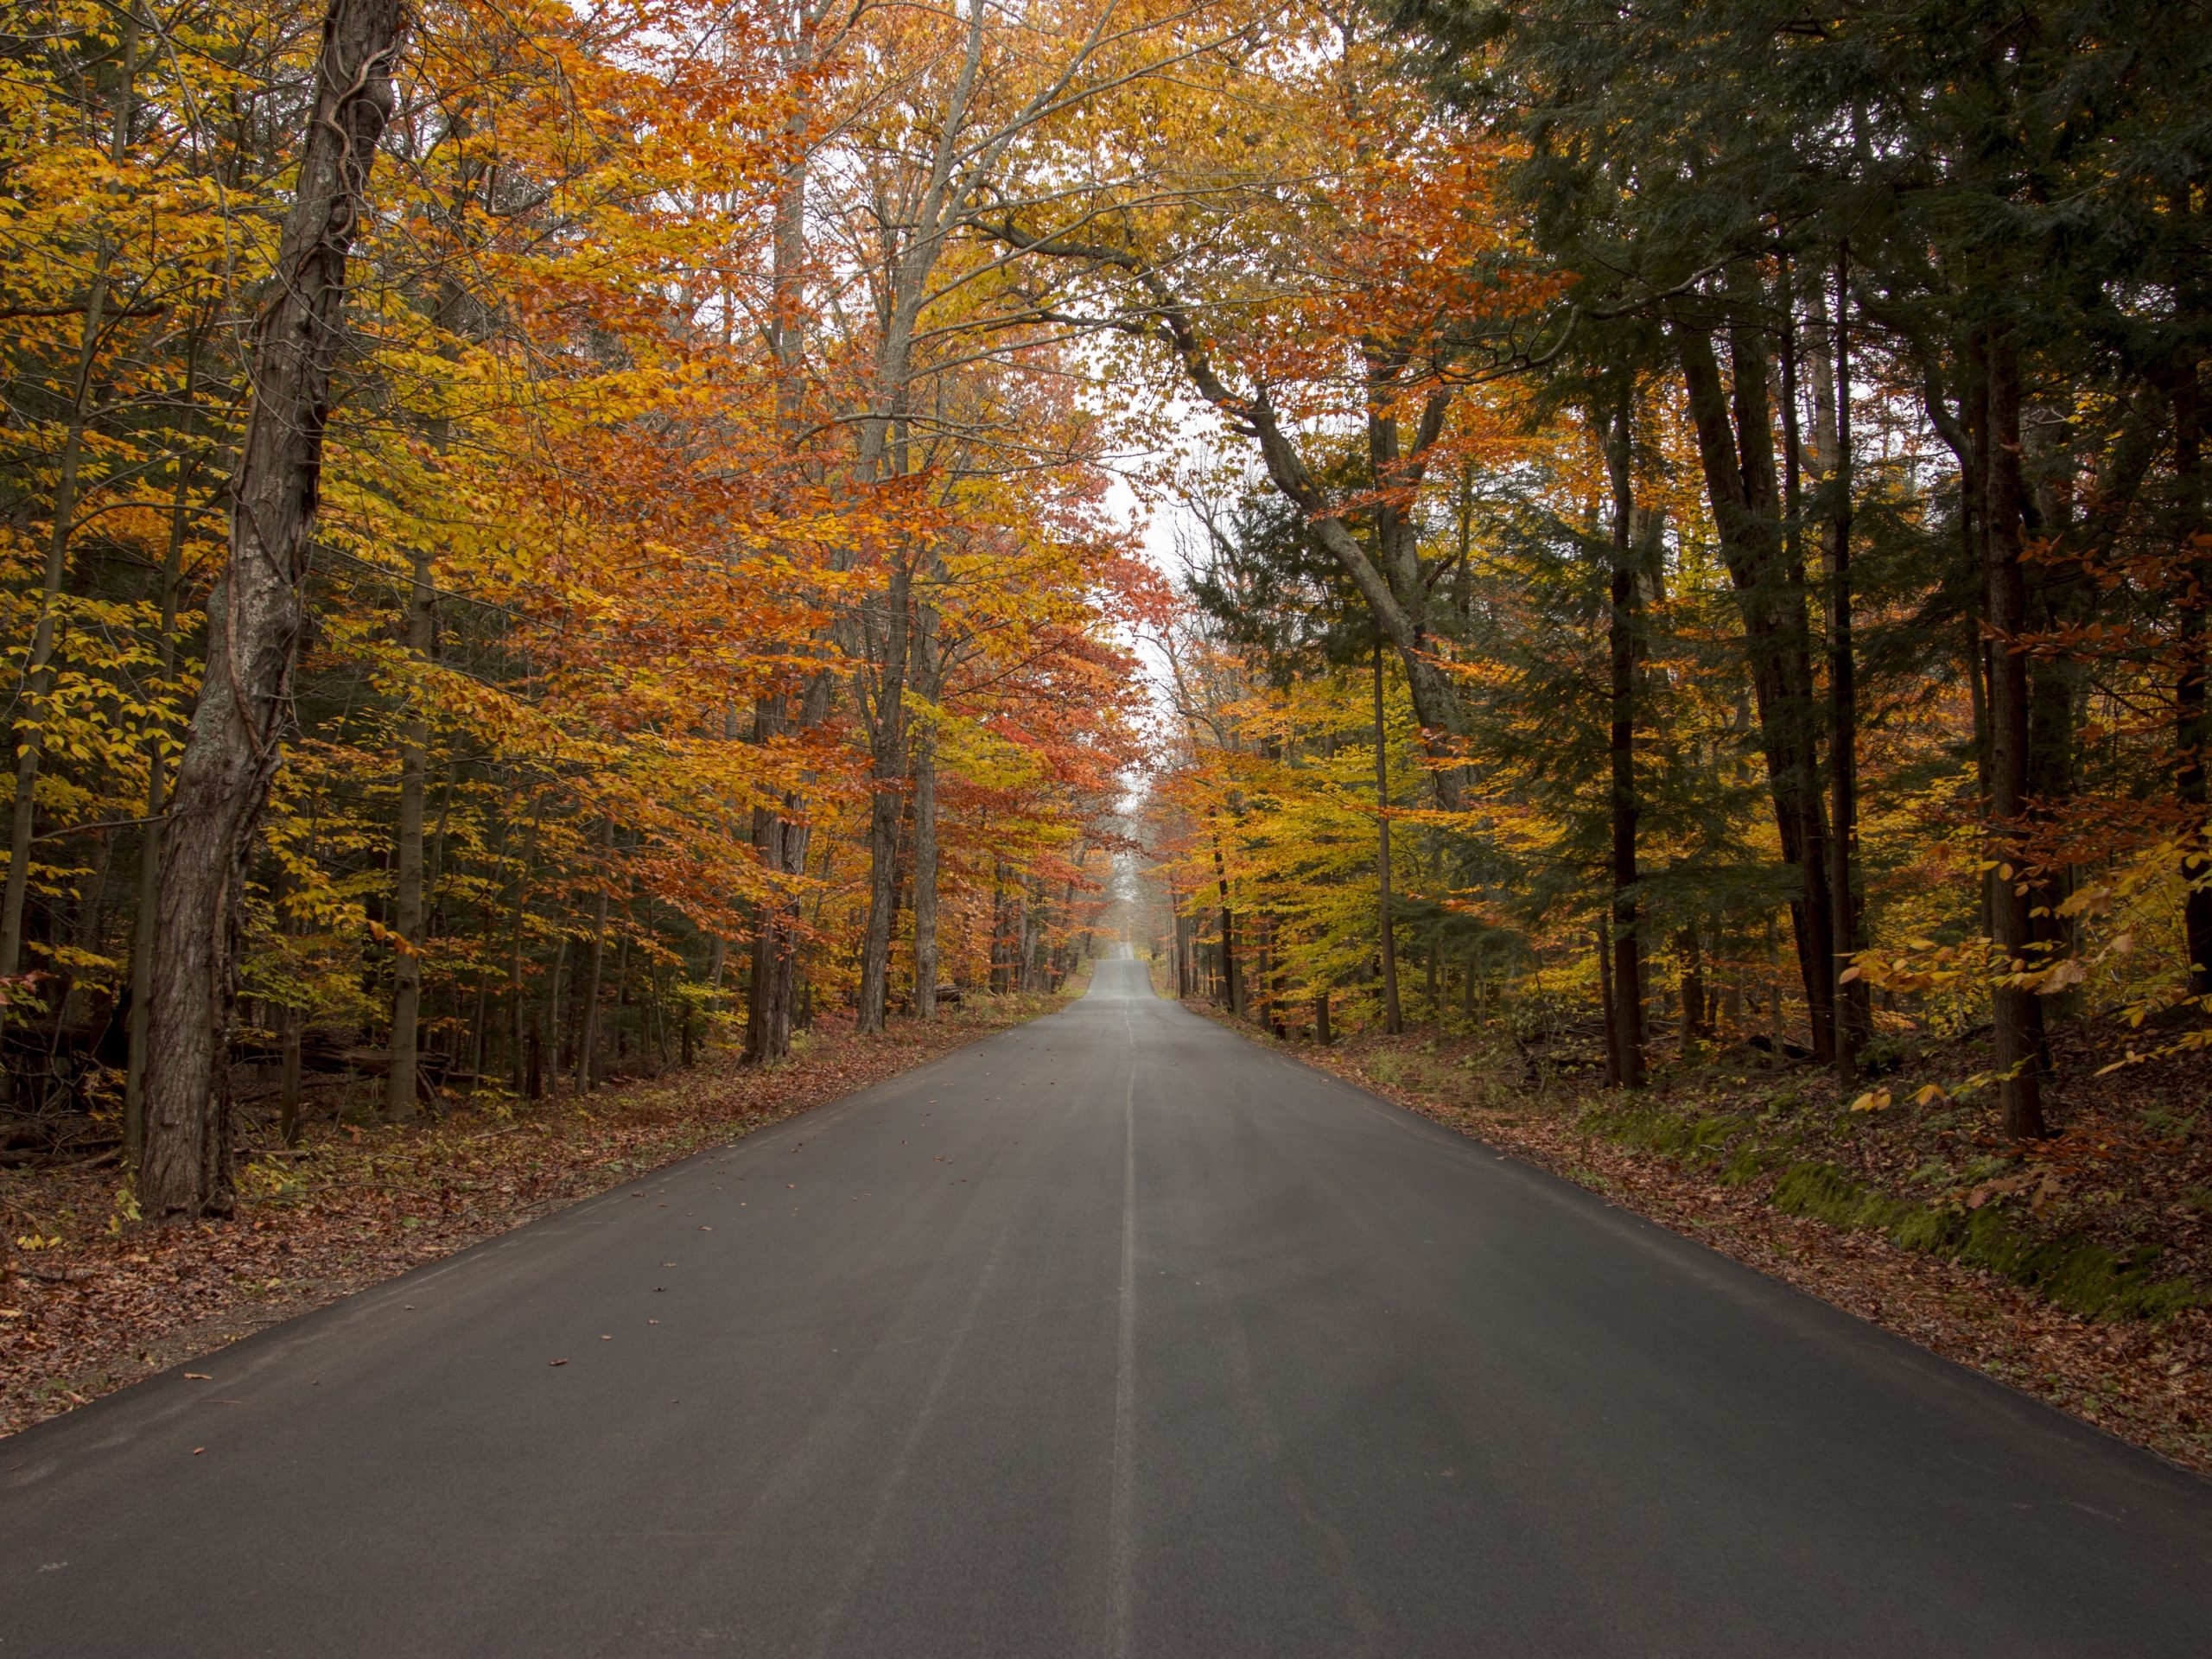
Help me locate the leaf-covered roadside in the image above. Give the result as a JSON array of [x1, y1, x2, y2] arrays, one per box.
[[0, 992, 1073, 1439], [1194, 1001, 2212, 1478]]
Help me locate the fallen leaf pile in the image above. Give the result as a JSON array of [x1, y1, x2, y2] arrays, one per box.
[[0, 994, 1067, 1438]]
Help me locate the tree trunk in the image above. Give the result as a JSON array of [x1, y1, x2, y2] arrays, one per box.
[[125, 353, 195, 1168], [1209, 829, 1242, 1015], [745, 674, 828, 1065], [1375, 643, 1403, 1036], [1677, 928, 1710, 1056], [507, 815, 536, 1095], [855, 556, 912, 1033], [911, 614, 939, 1020], [574, 827, 615, 1096], [1825, 252, 1868, 1077], [1598, 923, 1619, 1088], [1605, 399, 1645, 1088], [743, 27, 817, 1065], [1978, 332, 2050, 1141], [385, 546, 435, 1118], [533, 935, 563, 1102], [746, 703, 798, 1064], [2175, 346, 2212, 996], [139, 0, 406, 1217], [1674, 314, 1836, 1061]]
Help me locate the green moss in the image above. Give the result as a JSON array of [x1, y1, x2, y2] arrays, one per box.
[[1771, 1161, 1911, 1233], [1885, 1204, 1961, 1254], [1719, 1145, 1778, 1186], [1580, 1103, 1736, 1164], [1765, 1160, 2202, 1321]]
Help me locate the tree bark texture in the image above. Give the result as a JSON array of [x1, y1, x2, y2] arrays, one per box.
[[385, 545, 435, 1117], [1211, 830, 1242, 1016], [2174, 348, 2212, 995], [125, 365, 194, 1168], [1674, 315, 1837, 1062], [1977, 333, 2050, 1141], [1375, 644, 1403, 1036], [139, 0, 406, 1217], [1825, 257, 1868, 1075], [855, 556, 912, 1034], [575, 823, 613, 1096], [1605, 402, 1645, 1088], [910, 612, 939, 1019]]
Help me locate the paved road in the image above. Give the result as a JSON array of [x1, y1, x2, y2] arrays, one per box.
[[5, 957, 2211, 1656]]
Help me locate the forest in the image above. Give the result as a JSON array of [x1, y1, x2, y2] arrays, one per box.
[[3, 0, 2209, 1274], [1135, 0, 2212, 1136]]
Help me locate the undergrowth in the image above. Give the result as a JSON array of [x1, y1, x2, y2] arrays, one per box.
[[1577, 1096, 2203, 1321]]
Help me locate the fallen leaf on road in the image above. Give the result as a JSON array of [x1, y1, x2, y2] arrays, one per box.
[[191, 1447, 204, 1455], [183, 1373, 212, 1381], [549, 1358, 569, 1367]]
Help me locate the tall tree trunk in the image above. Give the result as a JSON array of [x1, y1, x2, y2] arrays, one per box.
[[855, 556, 912, 1033], [911, 613, 939, 1019], [1674, 314, 1836, 1061], [385, 547, 435, 1117], [1210, 830, 1242, 1015], [139, 0, 406, 1217], [1825, 251, 1867, 1077], [988, 857, 1010, 994], [1375, 643, 1403, 1036], [742, 16, 819, 1064], [747, 699, 796, 1063], [125, 350, 195, 1169], [1677, 928, 1710, 1055], [575, 824, 613, 1096], [2175, 345, 2212, 996], [506, 811, 537, 1095], [745, 674, 828, 1065], [1979, 332, 2050, 1141], [1605, 399, 1645, 1088], [1597, 923, 1619, 1088], [533, 935, 564, 1101]]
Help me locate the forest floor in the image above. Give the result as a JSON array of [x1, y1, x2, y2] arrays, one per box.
[[1185, 986, 2212, 1477], [0, 984, 1080, 1439]]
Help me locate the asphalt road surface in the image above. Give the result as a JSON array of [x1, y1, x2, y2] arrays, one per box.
[[5, 956, 2212, 1656]]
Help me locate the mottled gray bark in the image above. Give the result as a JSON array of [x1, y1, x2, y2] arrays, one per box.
[[139, 0, 407, 1216]]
